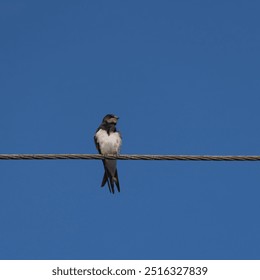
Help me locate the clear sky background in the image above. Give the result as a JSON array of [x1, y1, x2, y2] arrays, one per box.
[[0, 0, 260, 260]]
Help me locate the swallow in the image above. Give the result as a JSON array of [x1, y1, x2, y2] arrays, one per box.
[[94, 114, 122, 193]]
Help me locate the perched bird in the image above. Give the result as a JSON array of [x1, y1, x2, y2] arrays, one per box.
[[94, 114, 122, 193]]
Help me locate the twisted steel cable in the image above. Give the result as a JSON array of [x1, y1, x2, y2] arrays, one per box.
[[0, 154, 260, 161]]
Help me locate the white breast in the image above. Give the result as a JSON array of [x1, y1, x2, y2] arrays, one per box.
[[96, 129, 122, 155]]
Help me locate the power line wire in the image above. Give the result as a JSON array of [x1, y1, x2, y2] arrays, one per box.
[[0, 154, 260, 161]]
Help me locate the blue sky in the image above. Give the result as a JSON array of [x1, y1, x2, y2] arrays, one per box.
[[0, 0, 260, 260]]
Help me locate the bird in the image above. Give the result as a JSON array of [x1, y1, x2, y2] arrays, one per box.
[[94, 114, 122, 193]]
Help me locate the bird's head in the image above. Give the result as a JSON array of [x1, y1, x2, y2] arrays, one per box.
[[102, 114, 119, 125]]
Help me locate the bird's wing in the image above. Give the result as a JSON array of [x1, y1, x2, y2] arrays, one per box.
[[94, 133, 102, 154]]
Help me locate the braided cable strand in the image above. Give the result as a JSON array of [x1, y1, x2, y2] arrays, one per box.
[[0, 154, 260, 161]]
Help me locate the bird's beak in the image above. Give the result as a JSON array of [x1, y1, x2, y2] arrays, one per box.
[[112, 116, 119, 123]]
